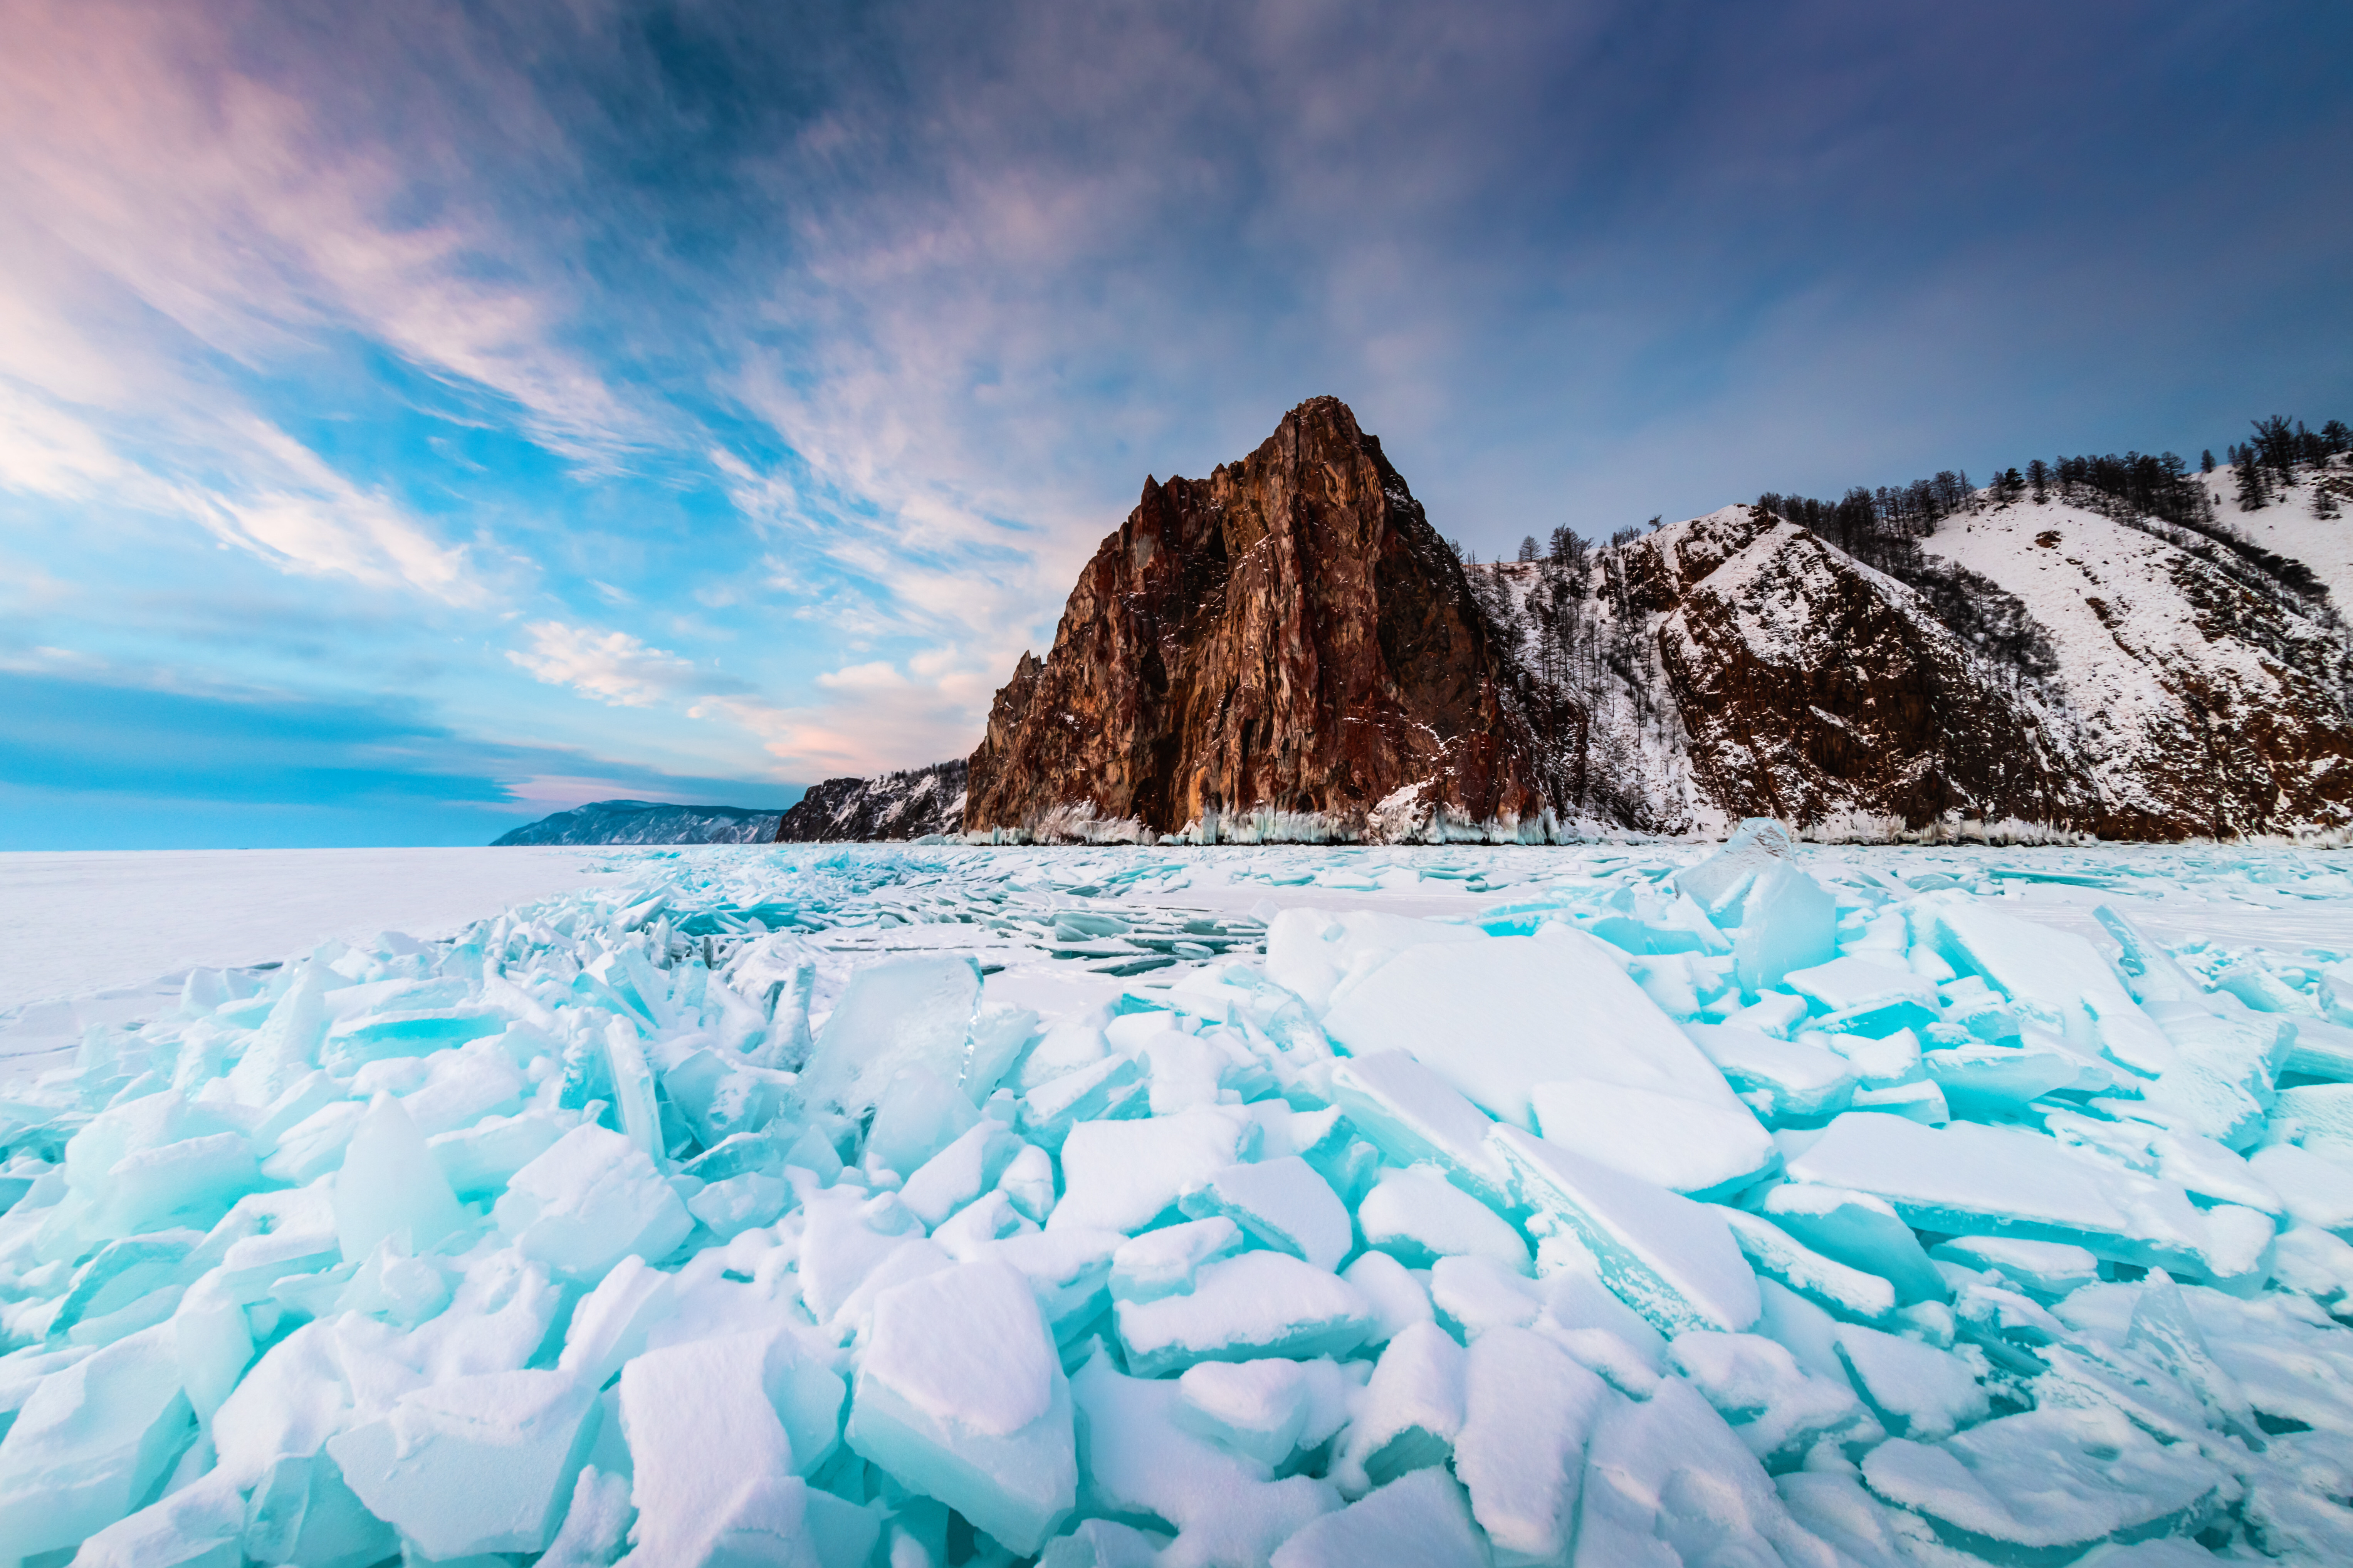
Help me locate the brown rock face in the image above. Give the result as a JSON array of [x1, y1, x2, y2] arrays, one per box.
[[964, 397, 1562, 838], [1626, 508, 2088, 831]]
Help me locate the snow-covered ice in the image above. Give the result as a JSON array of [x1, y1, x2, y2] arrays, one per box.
[[4, 831, 2353, 1563]]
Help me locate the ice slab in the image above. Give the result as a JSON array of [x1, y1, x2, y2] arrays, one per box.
[[848, 1260, 1076, 1554], [1924, 898, 2177, 1079], [1757, 1182, 1946, 1308], [1116, 1250, 1376, 1377], [494, 1123, 693, 1280], [1264, 907, 1485, 1015], [1861, 1404, 2225, 1563], [333, 1092, 467, 1264], [1070, 1349, 1339, 1563], [1322, 925, 1774, 1193], [1571, 1375, 1839, 1568], [1928, 1236, 2101, 1303], [1335, 1320, 1465, 1491], [1108, 1216, 1244, 1305], [1453, 1323, 1610, 1563], [800, 954, 981, 1116], [1715, 1204, 1899, 1325], [1831, 1324, 1988, 1442], [1173, 1355, 1350, 1472], [1490, 1126, 1759, 1335], [1683, 1023, 1858, 1125], [0, 1325, 191, 1560], [1356, 1162, 1531, 1274], [1179, 1155, 1352, 1272], [1785, 1112, 2231, 1281], [618, 1331, 864, 1563], [1667, 1329, 1877, 1471], [1274, 1468, 1486, 1568], [1050, 1105, 1252, 1235], [1325, 1051, 1513, 1206], [328, 1367, 596, 1558]]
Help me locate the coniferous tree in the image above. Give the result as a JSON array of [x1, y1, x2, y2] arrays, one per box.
[[1518, 535, 1539, 563], [2027, 459, 2049, 503], [2200, 450, 2216, 474], [2234, 446, 2269, 511]]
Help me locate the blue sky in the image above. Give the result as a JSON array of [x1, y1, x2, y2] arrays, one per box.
[[3, 1, 2350, 848]]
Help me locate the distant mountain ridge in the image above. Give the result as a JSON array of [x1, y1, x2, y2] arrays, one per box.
[[493, 799, 784, 845]]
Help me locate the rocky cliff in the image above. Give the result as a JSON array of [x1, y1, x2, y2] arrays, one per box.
[[964, 396, 1567, 840], [958, 399, 2352, 843], [774, 760, 967, 842]]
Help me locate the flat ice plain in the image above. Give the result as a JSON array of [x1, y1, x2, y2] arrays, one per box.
[[3, 834, 2353, 1566]]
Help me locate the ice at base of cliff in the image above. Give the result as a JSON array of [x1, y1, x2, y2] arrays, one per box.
[[5, 827, 2353, 1566]]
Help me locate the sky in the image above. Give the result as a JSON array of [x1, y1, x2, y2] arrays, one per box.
[[3, 1, 2350, 849]]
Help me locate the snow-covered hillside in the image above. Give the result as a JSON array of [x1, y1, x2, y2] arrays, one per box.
[[1919, 493, 2351, 838], [1463, 457, 2353, 841], [775, 760, 967, 842], [2204, 454, 2353, 610]]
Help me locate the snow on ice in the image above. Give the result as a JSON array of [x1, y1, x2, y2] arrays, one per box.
[[3, 828, 2353, 1564]]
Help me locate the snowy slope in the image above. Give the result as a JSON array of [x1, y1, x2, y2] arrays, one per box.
[[1920, 496, 2352, 837], [2202, 455, 2353, 610]]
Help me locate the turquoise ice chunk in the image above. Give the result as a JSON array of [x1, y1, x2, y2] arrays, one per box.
[[866, 1065, 982, 1179], [0, 1323, 191, 1561], [1860, 1405, 2227, 1565], [328, 1368, 598, 1559], [1488, 1126, 1759, 1335], [801, 955, 981, 1117], [1757, 1182, 1945, 1308], [333, 1093, 467, 1265], [1179, 1156, 1352, 1272], [847, 1260, 1077, 1555], [1784, 1112, 2224, 1280], [1115, 1251, 1376, 1377], [1326, 1052, 1512, 1207], [494, 1123, 692, 1279]]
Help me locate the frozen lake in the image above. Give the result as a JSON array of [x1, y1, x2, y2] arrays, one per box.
[[2, 837, 2351, 1563]]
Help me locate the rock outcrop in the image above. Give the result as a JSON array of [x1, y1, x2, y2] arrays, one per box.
[[774, 760, 967, 842], [964, 396, 1567, 840], [938, 400, 2353, 844]]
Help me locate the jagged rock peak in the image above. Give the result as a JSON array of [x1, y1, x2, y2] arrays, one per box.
[[964, 396, 1569, 841]]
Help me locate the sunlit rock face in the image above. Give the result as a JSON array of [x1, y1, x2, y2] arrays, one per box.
[[964, 396, 1568, 841]]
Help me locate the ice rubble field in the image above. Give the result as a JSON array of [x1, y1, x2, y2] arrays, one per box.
[[7, 834, 2353, 1567]]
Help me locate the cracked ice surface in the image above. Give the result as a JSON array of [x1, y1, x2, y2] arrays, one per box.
[[3, 833, 2353, 1565]]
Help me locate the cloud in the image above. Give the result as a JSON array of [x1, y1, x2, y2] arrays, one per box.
[[693, 652, 987, 779], [0, 0, 640, 458], [506, 621, 714, 708]]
